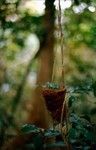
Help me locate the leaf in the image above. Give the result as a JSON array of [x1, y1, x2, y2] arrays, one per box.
[[68, 128, 77, 139], [44, 129, 60, 138], [21, 124, 40, 134], [68, 96, 77, 107], [92, 81, 96, 97], [69, 113, 79, 124], [84, 131, 95, 142], [46, 82, 60, 89]]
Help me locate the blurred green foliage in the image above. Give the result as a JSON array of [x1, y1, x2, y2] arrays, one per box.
[[64, 7, 96, 49], [0, 0, 96, 149]]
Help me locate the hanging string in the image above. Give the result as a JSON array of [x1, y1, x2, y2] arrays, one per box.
[[58, 0, 65, 85], [51, 42, 57, 82], [58, 1, 69, 149], [51, 14, 59, 82], [52, 0, 65, 84], [51, 30, 60, 83]]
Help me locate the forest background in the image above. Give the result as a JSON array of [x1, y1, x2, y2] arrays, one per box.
[[0, 0, 96, 149]]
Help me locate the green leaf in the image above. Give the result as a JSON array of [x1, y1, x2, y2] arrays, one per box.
[[92, 81, 96, 97], [46, 82, 60, 89], [68, 96, 77, 107], [84, 131, 95, 142], [69, 113, 79, 124], [21, 124, 40, 134], [68, 128, 77, 139], [44, 129, 60, 138]]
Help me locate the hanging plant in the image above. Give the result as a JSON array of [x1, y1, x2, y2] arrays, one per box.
[[42, 82, 66, 122], [41, 0, 67, 123]]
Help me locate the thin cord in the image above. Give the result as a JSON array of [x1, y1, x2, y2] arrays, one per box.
[[51, 42, 58, 82], [58, 1, 69, 149], [58, 0, 65, 84]]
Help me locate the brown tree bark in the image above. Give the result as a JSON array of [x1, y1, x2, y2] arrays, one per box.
[[36, 0, 55, 84], [27, 0, 55, 128]]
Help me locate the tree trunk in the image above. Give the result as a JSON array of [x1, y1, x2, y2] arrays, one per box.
[[36, 0, 55, 84], [26, 0, 55, 129]]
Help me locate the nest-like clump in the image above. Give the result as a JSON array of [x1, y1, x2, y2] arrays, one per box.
[[42, 87, 66, 122]]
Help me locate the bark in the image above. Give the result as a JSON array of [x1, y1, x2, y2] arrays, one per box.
[[36, 0, 55, 84], [27, 0, 55, 129]]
